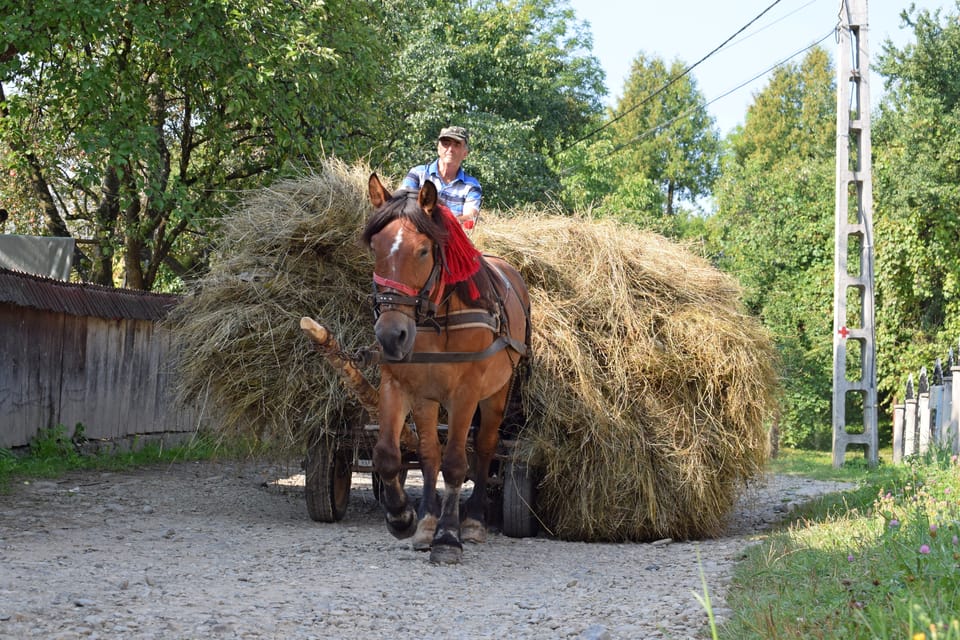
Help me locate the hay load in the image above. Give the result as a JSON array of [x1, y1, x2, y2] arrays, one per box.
[[170, 158, 780, 542]]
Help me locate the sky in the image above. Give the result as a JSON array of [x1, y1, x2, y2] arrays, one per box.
[[566, 0, 954, 135]]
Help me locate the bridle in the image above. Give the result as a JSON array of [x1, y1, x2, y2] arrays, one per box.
[[369, 239, 527, 364], [371, 244, 445, 331]]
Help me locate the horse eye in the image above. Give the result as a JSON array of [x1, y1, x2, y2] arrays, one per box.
[[418, 247, 430, 259]]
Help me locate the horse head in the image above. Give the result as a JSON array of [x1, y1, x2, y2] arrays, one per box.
[[363, 173, 447, 361]]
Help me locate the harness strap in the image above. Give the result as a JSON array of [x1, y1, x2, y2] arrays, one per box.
[[389, 334, 527, 364], [417, 309, 499, 333]]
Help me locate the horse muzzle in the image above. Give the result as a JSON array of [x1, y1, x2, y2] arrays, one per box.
[[374, 311, 417, 361]]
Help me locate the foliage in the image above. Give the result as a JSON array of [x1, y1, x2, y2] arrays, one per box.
[[720, 449, 960, 639], [709, 47, 836, 448], [593, 52, 720, 227], [874, 3, 960, 404], [0, 0, 392, 290], [555, 51, 722, 238], [376, 0, 606, 210]]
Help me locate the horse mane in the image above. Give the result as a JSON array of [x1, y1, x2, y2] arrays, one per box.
[[361, 190, 448, 247], [362, 189, 499, 312]]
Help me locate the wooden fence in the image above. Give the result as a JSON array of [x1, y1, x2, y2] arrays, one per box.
[[892, 354, 960, 462], [0, 267, 200, 449]]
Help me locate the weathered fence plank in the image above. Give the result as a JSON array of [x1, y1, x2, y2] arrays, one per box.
[[1, 268, 200, 449], [894, 350, 960, 460]]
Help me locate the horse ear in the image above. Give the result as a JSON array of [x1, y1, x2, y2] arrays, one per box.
[[368, 173, 391, 208], [418, 180, 438, 214]]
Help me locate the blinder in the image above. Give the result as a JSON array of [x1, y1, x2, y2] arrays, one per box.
[[371, 245, 445, 331]]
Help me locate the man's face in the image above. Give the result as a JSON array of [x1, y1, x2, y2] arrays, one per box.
[[437, 137, 468, 168]]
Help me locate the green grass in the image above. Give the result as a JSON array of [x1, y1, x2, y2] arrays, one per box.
[[0, 424, 249, 491], [719, 447, 960, 640], [769, 446, 895, 482]]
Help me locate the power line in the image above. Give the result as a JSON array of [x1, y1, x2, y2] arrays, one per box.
[[559, 27, 835, 175], [561, 0, 789, 153], [607, 28, 836, 156]]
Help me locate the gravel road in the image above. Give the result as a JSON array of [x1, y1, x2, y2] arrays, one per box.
[[0, 460, 851, 639]]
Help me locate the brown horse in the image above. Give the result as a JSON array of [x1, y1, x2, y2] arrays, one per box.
[[362, 173, 531, 564]]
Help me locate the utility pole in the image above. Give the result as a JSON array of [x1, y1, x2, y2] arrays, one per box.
[[832, 0, 878, 468]]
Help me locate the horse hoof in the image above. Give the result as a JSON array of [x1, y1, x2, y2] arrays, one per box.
[[385, 508, 417, 539], [461, 517, 487, 544], [412, 514, 438, 551], [429, 543, 463, 565]]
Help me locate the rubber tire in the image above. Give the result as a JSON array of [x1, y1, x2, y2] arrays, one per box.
[[304, 442, 352, 522], [501, 459, 537, 538]]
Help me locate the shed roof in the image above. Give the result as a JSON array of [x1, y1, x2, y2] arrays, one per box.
[[0, 267, 179, 321]]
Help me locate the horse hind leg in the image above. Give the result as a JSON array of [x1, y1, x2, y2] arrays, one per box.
[[462, 387, 509, 544]]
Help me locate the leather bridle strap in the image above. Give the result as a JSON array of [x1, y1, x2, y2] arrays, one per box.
[[373, 272, 419, 298]]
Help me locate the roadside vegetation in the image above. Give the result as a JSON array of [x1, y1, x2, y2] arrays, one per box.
[[719, 447, 960, 640], [0, 424, 243, 492]]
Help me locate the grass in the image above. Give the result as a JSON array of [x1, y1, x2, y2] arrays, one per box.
[[0, 424, 252, 492], [718, 447, 960, 640]]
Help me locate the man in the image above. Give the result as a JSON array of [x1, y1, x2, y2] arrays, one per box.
[[402, 126, 482, 229]]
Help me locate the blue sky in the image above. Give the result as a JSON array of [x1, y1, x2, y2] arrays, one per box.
[[566, 0, 953, 135]]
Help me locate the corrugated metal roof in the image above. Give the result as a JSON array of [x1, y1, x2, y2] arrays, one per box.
[[0, 267, 180, 321]]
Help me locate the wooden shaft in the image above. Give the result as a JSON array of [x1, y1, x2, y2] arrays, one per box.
[[299, 317, 418, 451]]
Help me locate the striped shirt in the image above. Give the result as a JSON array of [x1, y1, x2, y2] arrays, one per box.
[[402, 160, 482, 218]]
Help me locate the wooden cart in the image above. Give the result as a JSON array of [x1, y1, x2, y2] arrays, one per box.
[[300, 318, 539, 538]]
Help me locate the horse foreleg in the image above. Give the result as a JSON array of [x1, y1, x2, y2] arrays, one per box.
[[372, 380, 416, 539], [429, 408, 473, 564], [462, 388, 509, 544], [411, 401, 441, 551]]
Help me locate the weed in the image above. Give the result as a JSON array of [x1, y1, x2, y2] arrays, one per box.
[[720, 446, 960, 639]]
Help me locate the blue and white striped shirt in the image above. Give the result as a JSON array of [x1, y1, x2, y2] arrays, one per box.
[[402, 160, 482, 217]]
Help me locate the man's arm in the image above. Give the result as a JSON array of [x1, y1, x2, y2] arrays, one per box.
[[401, 165, 425, 191], [460, 189, 481, 229]]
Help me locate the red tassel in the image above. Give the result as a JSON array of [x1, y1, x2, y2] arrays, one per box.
[[438, 205, 482, 298]]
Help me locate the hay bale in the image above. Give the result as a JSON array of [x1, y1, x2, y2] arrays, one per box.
[[170, 160, 780, 541], [472, 217, 779, 541], [168, 159, 379, 448]]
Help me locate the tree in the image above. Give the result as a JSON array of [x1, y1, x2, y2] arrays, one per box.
[[710, 47, 835, 448], [873, 3, 960, 400], [599, 53, 720, 225], [0, 0, 392, 289], [375, 0, 606, 210]]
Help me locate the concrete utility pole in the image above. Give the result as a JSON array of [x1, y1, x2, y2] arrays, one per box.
[[832, 0, 878, 468]]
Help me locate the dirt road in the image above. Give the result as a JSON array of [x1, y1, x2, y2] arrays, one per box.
[[0, 460, 850, 639]]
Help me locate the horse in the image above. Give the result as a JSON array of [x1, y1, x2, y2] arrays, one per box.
[[362, 173, 531, 564]]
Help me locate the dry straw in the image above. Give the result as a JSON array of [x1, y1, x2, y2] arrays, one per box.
[[169, 158, 781, 541]]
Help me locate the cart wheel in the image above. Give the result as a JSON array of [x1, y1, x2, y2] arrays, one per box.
[[371, 468, 408, 503], [304, 441, 351, 522], [501, 458, 537, 538]]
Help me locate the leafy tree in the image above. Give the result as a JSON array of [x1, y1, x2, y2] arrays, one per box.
[[710, 47, 835, 448], [597, 52, 720, 229], [874, 3, 960, 401], [0, 0, 392, 289], [375, 0, 606, 210]]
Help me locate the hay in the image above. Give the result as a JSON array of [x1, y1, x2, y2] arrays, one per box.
[[170, 159, 780, 541], [473, 216, 779, 540], [168, 159, 379, 448]]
